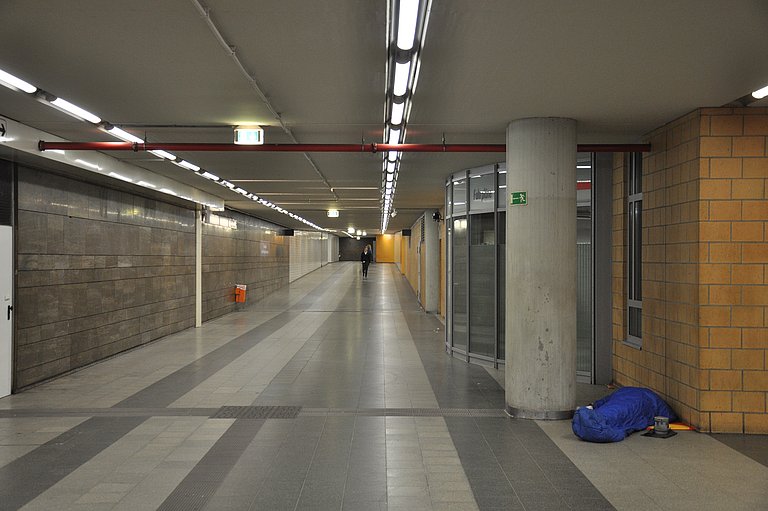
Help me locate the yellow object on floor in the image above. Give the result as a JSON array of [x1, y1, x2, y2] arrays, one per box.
[[647, 422, 694, 431]]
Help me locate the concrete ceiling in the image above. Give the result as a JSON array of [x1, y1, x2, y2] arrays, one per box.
[[1, 0, 767, 233]]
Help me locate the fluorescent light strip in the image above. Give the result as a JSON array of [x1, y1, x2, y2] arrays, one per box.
[[0, 69, 261, 218], [107, 126, 144, 143], [753, 84, 768, 99], [50, 97, 101, 124], [149, 150, 177, 161], [175, 160, 200, 171], [0, 68, 37, 93], [391, 101, 405, 125], [387, 129, 401, 145], [393, 61, 411, 96], [396, 0, 419, 50]]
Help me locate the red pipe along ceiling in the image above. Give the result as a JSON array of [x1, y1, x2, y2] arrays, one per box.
[[37, 141, 651, 153]]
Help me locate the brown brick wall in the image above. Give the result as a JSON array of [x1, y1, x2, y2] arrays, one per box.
[[612, 111, 702, 427], [698, 107, 768, 433], [613, 107, 768, 433]]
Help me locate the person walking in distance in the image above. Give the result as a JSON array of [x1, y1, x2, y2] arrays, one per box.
[[360, 245, 372, 279]]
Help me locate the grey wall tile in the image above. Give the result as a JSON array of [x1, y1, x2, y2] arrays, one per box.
[[15, 168, 196, 389]]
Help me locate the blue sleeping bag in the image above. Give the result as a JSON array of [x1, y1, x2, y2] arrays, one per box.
[[572, 387, 677, 442]]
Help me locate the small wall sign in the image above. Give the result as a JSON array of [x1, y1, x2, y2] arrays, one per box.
[[510, 191, 528, 206]]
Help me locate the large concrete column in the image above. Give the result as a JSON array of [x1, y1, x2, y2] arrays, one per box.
[[505, 118, 576, 419], [424, 211, 440, 313]]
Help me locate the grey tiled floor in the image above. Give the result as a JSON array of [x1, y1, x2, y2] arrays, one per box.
[[1, 262, 767, 510]]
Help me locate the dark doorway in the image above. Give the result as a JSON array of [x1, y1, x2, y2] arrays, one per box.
[[339, 237, 377, 261]]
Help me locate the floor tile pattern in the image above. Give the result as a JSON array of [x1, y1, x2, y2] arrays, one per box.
[[0, 263, 765, 510]]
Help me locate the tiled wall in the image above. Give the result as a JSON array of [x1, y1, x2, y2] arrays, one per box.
[[202, 212, 289, 322], [612, 111, 702, 426], [698, 108, 768, 433], [16, 167, 196, 388], [613, 107, 768, 433]]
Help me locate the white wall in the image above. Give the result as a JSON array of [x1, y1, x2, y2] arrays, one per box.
[[289, 231, 339, 282], [327, 234, 339, 264]]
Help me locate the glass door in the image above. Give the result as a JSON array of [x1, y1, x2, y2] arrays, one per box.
[[451, 216, 468, 352]]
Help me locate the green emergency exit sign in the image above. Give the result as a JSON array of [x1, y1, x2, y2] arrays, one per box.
[[510, 191, 528, 206]]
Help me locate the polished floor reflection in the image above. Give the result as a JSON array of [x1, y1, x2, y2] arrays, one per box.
[[0, 263, 767, 510]]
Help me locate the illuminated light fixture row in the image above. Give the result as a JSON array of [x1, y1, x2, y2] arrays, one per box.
[[0, 66, 324, 231], [753, 84, 768, 100], [344, 226, 367, 239], [380, 0, 432, 233]]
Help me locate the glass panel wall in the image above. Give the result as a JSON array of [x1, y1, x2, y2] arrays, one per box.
[[497, 211, 506, 360], [445, 165, 504, 365], [469, 213, 495, 358], [453, 177, 467, 216], [451, 216, 468, 351], [445, 156, 594, 376], [576, 155, 593, 381]]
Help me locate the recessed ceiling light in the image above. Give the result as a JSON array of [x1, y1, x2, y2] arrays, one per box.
[[391, 101, 405, 125], [396, 0, 419, 51], [753, 84, 768, 99], [0, 68, 36, 93], [50, 97, 101, 124], [175, 160, 200, 172], [107, 126, 144, 144], [149, 150, 177, 161], [393, 61, 411, 96]]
